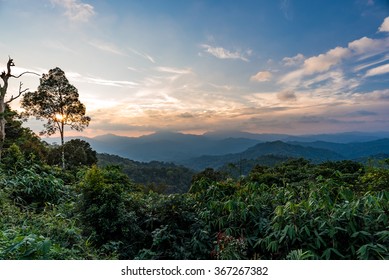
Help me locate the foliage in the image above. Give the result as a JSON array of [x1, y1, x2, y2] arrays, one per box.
[[97, 153, 195, 193], [190, 159, 388, 260], [21, 67, 90, 168], [21, 67, 90, 137], [1, 144, 64, 209], [1, 142, 388, 260], [0, 171, 105, 260], [77, 166, 133, 246], [3, 105, 48, 161], [133, 193, 211, 260], [48, 139, 97, 169]]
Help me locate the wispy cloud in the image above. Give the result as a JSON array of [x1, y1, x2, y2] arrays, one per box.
[[50, 0, 95, 22], [353, 89, 389, 101], [128, 48, 156, 63], [67, 71, 138, 87], [200, 44, 250, 62], [85, 77, 139, 87], [43, 40, 78, 54], [282, 53, 305, 66], [89, 40, 126, 56], [280, 0, 293, 21], [365, 63, 389, 77], [353, 55, 389, 72], [156, 66, 192, 75], [153, 66, 194, 83]]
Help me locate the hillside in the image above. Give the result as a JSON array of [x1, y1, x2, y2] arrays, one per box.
[[97, 153, 195, 193], [180, 141, 344, 170], [289, 138, 389, 159]]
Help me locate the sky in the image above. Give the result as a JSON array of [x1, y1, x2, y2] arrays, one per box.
[[1, 0, 389, 137]]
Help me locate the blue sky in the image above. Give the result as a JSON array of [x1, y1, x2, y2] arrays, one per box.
[[1, 0, 389, 137]]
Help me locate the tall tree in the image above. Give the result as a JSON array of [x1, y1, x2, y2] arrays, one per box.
[[0, 57, 37, 160], [21, 67, 91, 169]]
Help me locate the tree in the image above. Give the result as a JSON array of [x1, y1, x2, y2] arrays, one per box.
[[21, 67, 90, 169], [3, 104, 48, 162], [0, 57, 38, 160], [47, 139, 97, 169]]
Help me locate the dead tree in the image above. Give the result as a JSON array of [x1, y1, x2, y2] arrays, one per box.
[[0, 57, 38, 160]]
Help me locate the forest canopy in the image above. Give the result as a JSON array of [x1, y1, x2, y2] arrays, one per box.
[[1, 138, 388, 259]]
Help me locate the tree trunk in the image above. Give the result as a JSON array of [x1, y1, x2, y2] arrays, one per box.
[[60, 121, 66, 169], [0, 57, 34, 161], [0, 97, 5, 161]]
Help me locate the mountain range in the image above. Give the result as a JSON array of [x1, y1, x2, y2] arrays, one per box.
[[43, 131, 389, 170]]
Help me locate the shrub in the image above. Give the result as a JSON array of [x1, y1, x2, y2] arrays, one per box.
[[77, 166, 129, 246]]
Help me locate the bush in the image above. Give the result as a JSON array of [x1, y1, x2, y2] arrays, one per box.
[[8, 167, 64, 208], [77, 166, 129, 246]]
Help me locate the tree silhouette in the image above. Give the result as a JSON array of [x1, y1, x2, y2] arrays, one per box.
[[0, 57, 38, 160], [22, 67, 90, 169]]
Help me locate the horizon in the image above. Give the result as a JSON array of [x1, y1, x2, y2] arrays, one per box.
[[41, 129, 389, 141], [1, 0, 389, 138]]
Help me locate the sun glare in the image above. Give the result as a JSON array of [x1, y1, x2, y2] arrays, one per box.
[[55, 113, 64, 121]]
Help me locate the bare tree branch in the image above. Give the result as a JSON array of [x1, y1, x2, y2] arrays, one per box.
[[6, 57, 15, 76], [11, 71, 40, 79], [6, 82, 29, 104]]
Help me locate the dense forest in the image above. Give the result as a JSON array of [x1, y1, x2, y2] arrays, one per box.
[[0, 107, 388, 260]]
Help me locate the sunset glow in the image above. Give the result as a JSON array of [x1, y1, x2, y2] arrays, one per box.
[[1, 0, 388, 138], [55, 113, 64, 122]]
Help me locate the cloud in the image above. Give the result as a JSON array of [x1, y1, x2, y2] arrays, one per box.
[[277, 89, 297, 101], [43, 40, 78, 54], [348, 36, 389, 55], [353, 89, 389, 101], [200, 44, 249, 62], [347, 110, 378, 117], [178, 112, 195, 119], [280, 47, 350, 85], [365, 63, 389, 77], [280, 0, 293, 21], [278, 69, 304, 85], [156, 67, 192, 75], [85, 77, 139, 87], [89, 41, 125, 56], [353, 55, 389, 72], [250, 71, 273, 82], [282, 53, 305, 66], [128, 48, 155, 63], [378, 16, 389, 32], [280, 34, 389, 86], [50, 0, 95, 22], [303, 47, 351, 74], [66, 71, 138, 87]]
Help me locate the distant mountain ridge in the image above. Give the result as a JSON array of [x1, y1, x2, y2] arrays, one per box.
[[203, 130, 389, 143], [44, 131, 260, 162], [180, 140, 345, 170], [42, 131, 389, 168], [288, 138, 389, 158]]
